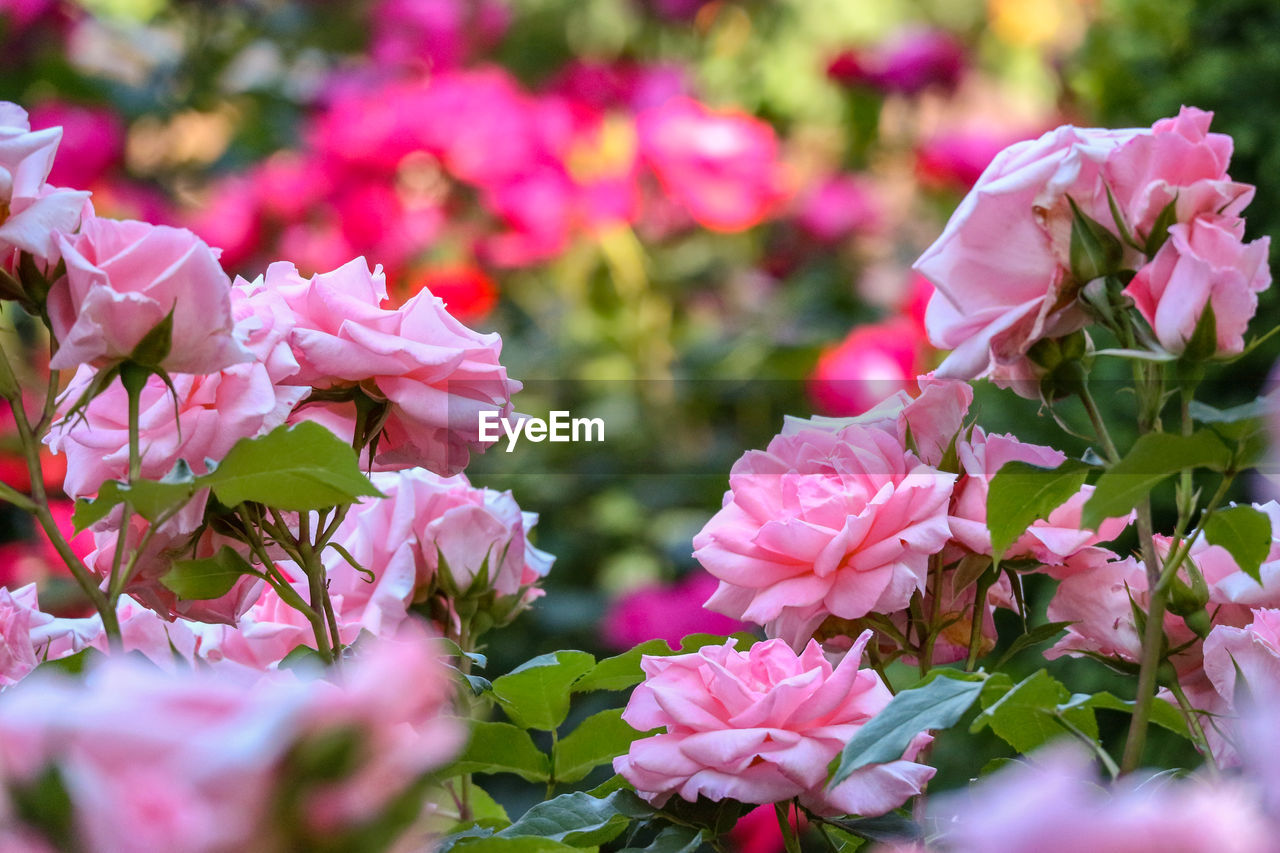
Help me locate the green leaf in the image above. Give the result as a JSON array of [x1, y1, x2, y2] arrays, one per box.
[[499, 790, 646, 847], [992, 622, 1072, 670], [128, 306, 175, 367], [203, 421, 382, 511], [73, 465, 200, 532], [1059, 691, 1190, 739], [971, 669, 1097, 753], [1082, 431, 1232, 529], [1182, 300, 1219, 363], [618, 824, 703, 853], [447, 721, 551, 782], [493, 650, 596, 731], [829, 672, 985, 787], [160, 545, 257, 600], [1203, 505, 1273, 584], [1068, 195, 1125, 282], [554, 708, 651, 784], [1143, 196, 1179, 256], [821, 813, 922, 844], [987, 460, 1091, 566], [451, 837, 581, 853], [39, 647, 105, 675], [573, 633, 757, 694], [1189, 398, 1273, 425]]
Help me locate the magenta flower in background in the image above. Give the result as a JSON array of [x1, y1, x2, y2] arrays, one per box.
[[369, 0, 509, 70], [794, 173, 880, 243], [600, 570, 748, 651], [915, 130, 1031, 192], [27, 100, 124, 190], [828, 28, 966, 96], [637, 97, 789, 233], [807, 319, 923, 417]]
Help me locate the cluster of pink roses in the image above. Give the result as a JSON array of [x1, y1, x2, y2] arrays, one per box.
[[693, 376, 1131, 663], [0, 92, 546, 849], [917, 106, 1268, 387]]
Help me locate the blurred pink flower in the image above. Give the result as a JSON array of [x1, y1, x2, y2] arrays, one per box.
[[794, 173, 879, 243], [807, 319, 923, 417], [930, 744, 1273, 853], [600, 570, 748, 651], [615, 633, 933, 816], [916, 130, 1030, 192], [370, 0, 509, 70], [638, 97, 789, 232], [828, 29, 966, 96], [27, 100, 124, 190], [0, 620, 463, 851]]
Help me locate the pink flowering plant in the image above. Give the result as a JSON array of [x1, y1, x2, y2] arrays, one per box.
[[4, 8, 1280, 847]]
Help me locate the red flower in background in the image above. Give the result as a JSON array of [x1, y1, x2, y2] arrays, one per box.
[[397, 264, 498, 322]]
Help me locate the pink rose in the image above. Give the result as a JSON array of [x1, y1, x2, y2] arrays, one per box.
[[786, 373, 973, 469], [1125, 213, 1270, 356], [915, 123, 1140, 381], [932, 744, 1273, 853], [0, 101, 89, 272], [251, 258, 520, 475], [1198, 609, 1280, 764], [204, 468, 552, 668], [48, 217, 251, 373], [614, 633, 934, 816], [947, 428, 1132, 571], [46, 279, 306, 532], [1105, 106, 1253, 238], [331, 468, 553, 623], [297, 620, 466, 831], [1048, 507, 1280, 694], [693, 421, 955, 634], [637, 97, 789, 232]]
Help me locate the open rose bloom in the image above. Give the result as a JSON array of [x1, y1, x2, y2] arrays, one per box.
[[615, 632, 934, 817]]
